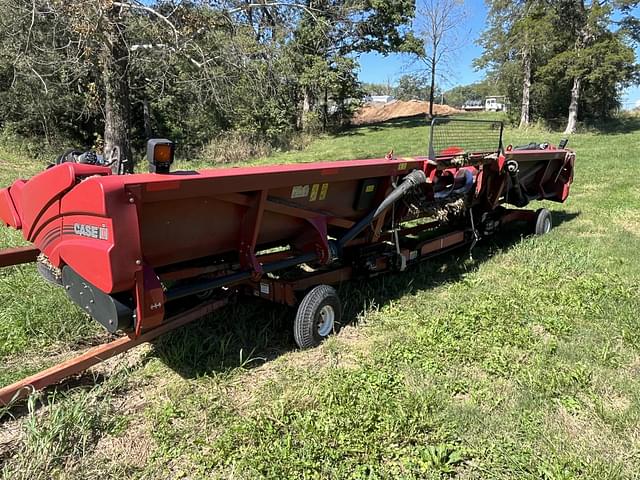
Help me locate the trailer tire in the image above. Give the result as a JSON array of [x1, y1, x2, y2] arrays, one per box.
[[294, 285, 341, 349], [534, 208, 552, 235]]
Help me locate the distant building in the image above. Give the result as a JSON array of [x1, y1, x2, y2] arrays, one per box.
[[462, 99, 484, 111], [365, 95, 395, 104]]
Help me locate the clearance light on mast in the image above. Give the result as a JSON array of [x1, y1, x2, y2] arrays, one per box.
[[147, 139, 175, 173]]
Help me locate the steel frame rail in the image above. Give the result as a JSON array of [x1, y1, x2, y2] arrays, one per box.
[[0, 245, 229, 407], [0, 246, 39, 267]]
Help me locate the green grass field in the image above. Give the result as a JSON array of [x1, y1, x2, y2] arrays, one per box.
[[1, 115, 639, 479]]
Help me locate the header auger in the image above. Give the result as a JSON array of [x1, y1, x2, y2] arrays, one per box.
[[0, 118, 574, 405]]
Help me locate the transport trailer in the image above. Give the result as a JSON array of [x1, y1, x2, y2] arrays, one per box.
[[0, 118, 574, 405]]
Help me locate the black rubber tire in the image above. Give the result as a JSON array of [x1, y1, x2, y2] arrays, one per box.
[[534, 208, 552, 235], [55, 149, 83, 165], [294, 285, 341, 349]]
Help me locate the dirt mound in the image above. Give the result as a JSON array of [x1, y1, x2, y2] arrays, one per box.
[[352, 100, 461, 125]]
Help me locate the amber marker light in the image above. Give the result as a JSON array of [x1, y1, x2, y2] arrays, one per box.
[[147, 139, 175, 173]]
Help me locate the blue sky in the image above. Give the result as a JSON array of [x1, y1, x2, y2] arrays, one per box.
[[356, 0, 640, 109]]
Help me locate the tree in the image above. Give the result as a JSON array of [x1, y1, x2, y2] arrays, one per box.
[[0, 0, 420, 160], [395, 74, 430, 100], [361, 81, 395, 96], [475, 0, 638, 130], [413, 0, 467, 117], [291, 0, 419, 130], [443, 80, 494, 107], [552, 0, 639, 133], [476, 0, 554, 128], [0, 0, 316, 169]]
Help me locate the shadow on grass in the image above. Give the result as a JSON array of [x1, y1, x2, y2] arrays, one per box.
[[543, 115, 640, 136], [0, 210, 580, 421], [339, 116, 428, 137], [587, 115, 640, 135], [0, 211, 579, 421], [152, 210, 579, 379]]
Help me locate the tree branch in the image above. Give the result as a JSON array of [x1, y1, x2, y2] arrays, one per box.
[[112, 1, 179, 43]]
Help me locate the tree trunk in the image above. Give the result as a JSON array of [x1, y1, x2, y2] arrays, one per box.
[[300, 87, 314, 131], [519, 46, 531, 128], [143, 99, 153, 138], [564, 76, 581, 134], [102, 14, 132, 174], [428, 50, 436, 118], [323, 87, 328, 130], [564, 8, 591, 135]]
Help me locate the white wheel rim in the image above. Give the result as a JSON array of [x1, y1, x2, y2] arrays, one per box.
[[543, 216, 551, 233], [317, 305, 335, 337]]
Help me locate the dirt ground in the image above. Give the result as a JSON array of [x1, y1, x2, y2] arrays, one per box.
[[352, 100, 461, 125]]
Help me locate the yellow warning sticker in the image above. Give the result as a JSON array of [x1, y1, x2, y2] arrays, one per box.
[[365, 184, 375, 193], [319, 183, 329, 200], [397, 162, 407, 171], [309, 183, 319, 202]]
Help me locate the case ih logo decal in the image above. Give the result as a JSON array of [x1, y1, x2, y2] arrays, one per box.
[[73, 223, 109, 240]]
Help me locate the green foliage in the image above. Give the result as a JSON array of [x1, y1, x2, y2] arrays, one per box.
[[476, 0, 639, 125], [0, 0, 418, 155], [361, 81, 395, 96], [361, 73, 442, 102], [2, 380, 130, 480], [538, 30, 637, 120], [395, 74, 431, 100], [291, 0, 416, 132], [443, 80, 496, 107]]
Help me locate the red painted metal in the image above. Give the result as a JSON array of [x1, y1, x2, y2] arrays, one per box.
[[0, 148, 574, 333], [0, 132, 575, 400], [420, 231, 466, 255], [0, 297, 228, 406], [0, 185, 22, 229], [239, 189, 268, 280], [134, 264, 165, 335], [17, 158, 419, 289]]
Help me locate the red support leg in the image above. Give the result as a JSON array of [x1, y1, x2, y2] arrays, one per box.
[[239, 190, 267, 280]]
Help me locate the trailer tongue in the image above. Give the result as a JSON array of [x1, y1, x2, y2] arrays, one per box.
[[0, 118, 574, 405]]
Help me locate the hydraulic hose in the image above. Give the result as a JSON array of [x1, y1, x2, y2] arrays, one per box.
[[505, 160, 529, 207], [338, 169, 427, 248]]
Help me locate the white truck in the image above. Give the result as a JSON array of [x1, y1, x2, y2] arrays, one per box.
[[485, 96, 506, 112]]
